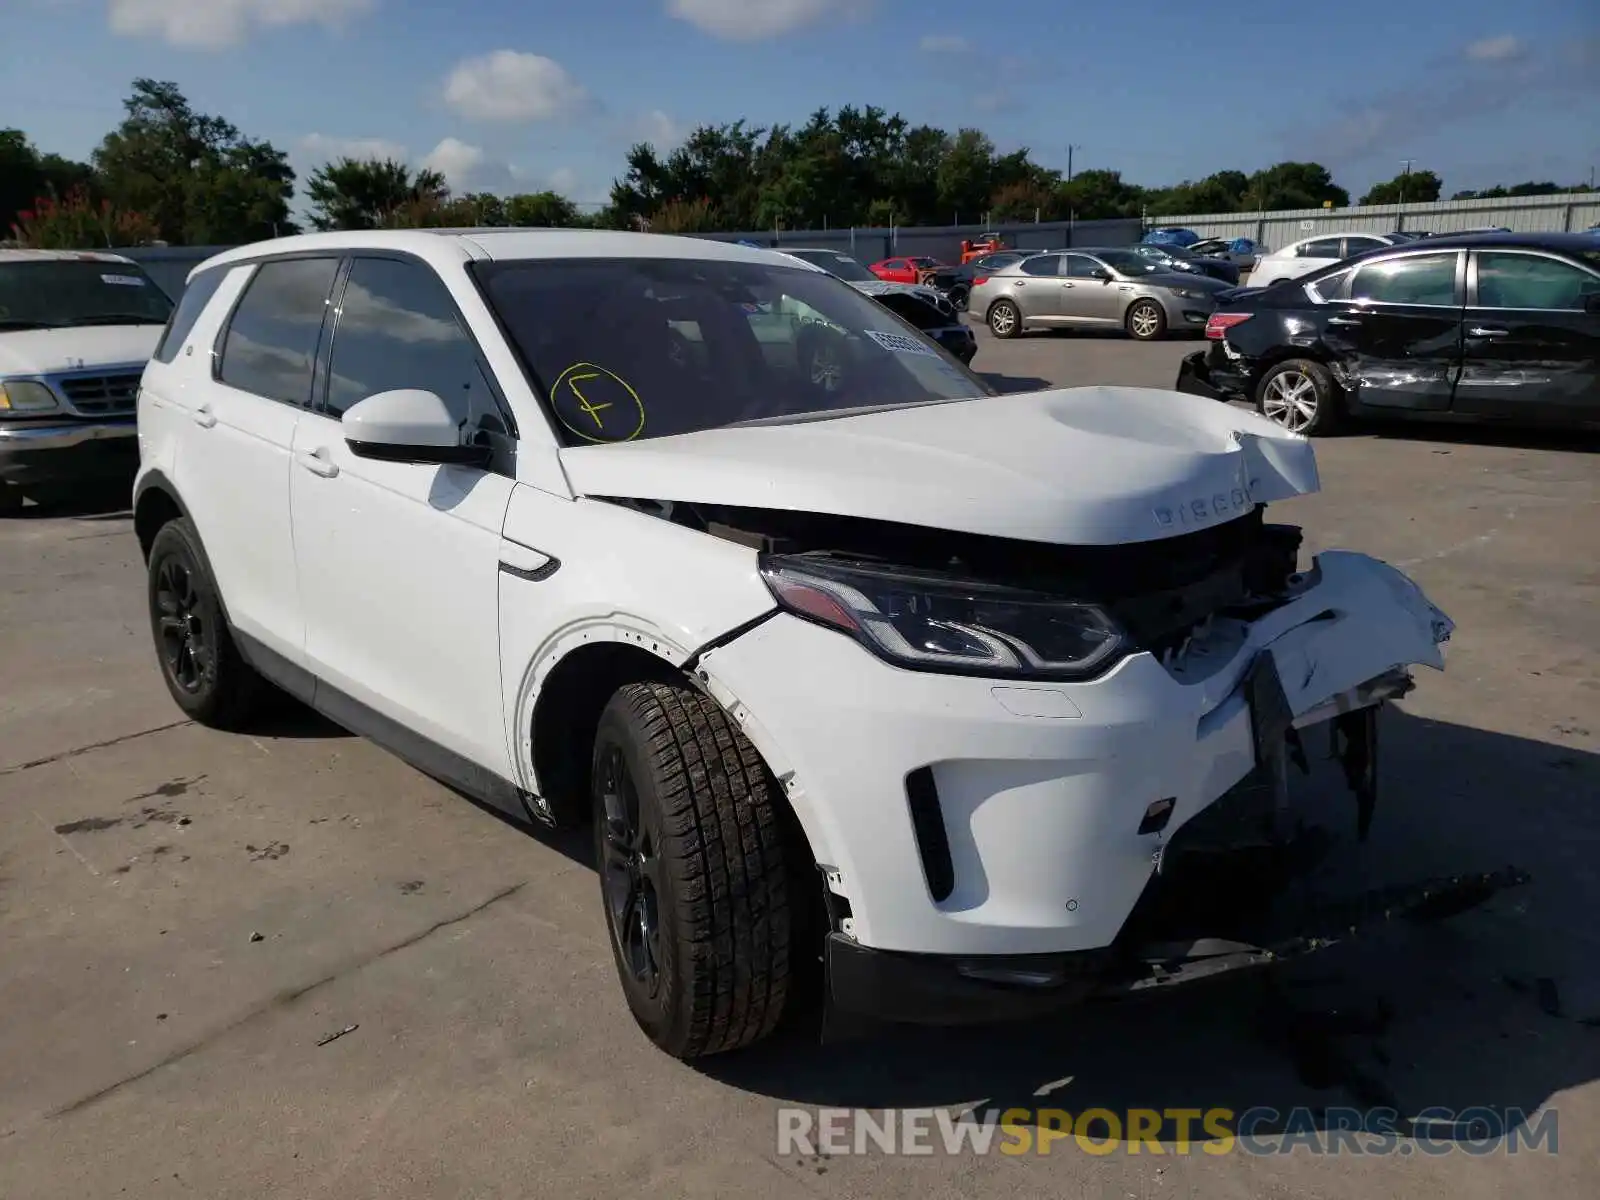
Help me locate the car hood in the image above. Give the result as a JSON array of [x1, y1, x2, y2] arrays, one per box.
[[848, 280, 945, 302], [0, 325, 162, 376], [1143, 271, 1229, 293], [559, 385, 1320, 546]]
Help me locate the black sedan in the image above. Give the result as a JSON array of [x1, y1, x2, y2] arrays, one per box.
[[1131, 242, 1241, 286], [1175, 232, 1600, 435]]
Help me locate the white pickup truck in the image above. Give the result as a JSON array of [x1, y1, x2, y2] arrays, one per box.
[[0, 249, 172, 511]]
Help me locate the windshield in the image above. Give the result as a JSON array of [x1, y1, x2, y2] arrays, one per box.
[[0, 259, 173, 330], [476, 257, 992, 445], [793, 251, 876, 283], [1094, 250, 1162, 276]]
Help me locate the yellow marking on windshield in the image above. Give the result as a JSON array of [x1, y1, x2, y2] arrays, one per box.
[[551, 362, 646, 442]]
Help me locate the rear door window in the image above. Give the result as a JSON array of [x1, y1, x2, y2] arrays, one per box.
[[1475, 252, 1600, 311], [1021, 255, 1063, 276], [217, 257, 341, 406]]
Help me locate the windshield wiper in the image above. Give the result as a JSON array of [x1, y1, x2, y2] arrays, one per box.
[[0, 318, 58, 330], [725, 397, 975, 428], [66, 314, 168, 327]]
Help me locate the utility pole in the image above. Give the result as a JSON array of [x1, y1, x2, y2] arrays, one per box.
[[1398, 158, 1415, 207], [1066, 144, 1081, 185]]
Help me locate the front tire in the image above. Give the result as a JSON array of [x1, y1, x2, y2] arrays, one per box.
[[987, 298, 1021, 339], [146, 517, 264, 728], [592, 681, 792, 1059], [1256, 358, 1342, 436], [1126, 299, 1167, 341]]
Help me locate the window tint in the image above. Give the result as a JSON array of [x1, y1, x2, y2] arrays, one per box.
[[153, 266, 227, 364], [1020, 254, 1062, 276], [218, 258, 340, 405], [1300, 238, 1344, 259], [1065, 255, 1107, 278], [1476, 253, 1600, 310], [325, 257, 500, 427], [1345, 236, 1387, 252], [1350, 252, 1459, 306]]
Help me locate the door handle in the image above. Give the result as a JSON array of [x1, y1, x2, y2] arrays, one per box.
[[192, 404, 217, 428], [1467, 326, 1509, 338], [296, 447, 340, 478], [1326, 316, 1363, 327]]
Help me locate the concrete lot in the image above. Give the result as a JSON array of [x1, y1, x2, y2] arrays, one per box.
[[3, 327, 1598, 1198]]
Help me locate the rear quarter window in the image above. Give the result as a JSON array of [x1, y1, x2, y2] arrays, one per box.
[[152, 266, 229, 365]]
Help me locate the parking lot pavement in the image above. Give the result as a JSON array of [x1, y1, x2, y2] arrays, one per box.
[[2, 338, 1598, 1198]]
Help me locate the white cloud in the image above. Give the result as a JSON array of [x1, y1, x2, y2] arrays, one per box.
[[635, 109, 687, 149], [441, 50, 590, 122], [666, 0, 866, 42], [1464, 34, 1527, 61], [298, 133, 409, 165], [107, 0, 374, 49], [420, 137, 485, 187], [918, 34, 969, 53]]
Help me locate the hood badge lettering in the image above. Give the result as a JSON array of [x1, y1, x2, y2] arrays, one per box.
[[1155, 487, 1251, 529]]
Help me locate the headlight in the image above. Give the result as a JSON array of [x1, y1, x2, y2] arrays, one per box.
[[759, 553, 1127, 680], [1169, 288, 1209, 301], [0, 380, 59, 414]]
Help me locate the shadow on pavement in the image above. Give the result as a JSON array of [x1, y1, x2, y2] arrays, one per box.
[[699, 708, 1600, 1142]]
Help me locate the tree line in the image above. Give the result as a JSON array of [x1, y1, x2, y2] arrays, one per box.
[[4, 81, 1593, 249]]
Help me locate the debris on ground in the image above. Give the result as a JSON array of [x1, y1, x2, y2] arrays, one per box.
[[249, 931, 264, 943], [316, 1024, 359, 1047]]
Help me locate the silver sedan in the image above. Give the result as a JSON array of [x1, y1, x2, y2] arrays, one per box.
[[968, 248, 1230, 341]]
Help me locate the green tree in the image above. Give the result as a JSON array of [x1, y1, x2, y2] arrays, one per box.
[[1245, 162, 1348, 211], [306, 158, 448, 230], [1, 129, 97, 235], [1057, 168, 1145, 219], [92, 79, 296, 244], [1361, 168, 1442, 205], [505, 191, 581, 227]]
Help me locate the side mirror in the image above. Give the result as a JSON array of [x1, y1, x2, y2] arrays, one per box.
[[1584, 293, 1600, 315], [1090, 268, 1112, 281], [342, 388, 490, 468]]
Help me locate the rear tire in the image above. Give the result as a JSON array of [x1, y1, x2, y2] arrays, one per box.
[[987, 298, 1021, 339], [0, 482, 20, 516], [592, 681, 792, 1059], [146, 517, 264, 728], [1126, 299, 1167, 341], [1255, 358, 1342, 436]]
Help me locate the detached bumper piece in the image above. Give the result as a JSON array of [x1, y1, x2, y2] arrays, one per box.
[[1177, 352, 1235, 404], [1097, 867, 1532, 997]]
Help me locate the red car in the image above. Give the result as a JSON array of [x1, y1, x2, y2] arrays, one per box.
[[869, 255, 946, 285]]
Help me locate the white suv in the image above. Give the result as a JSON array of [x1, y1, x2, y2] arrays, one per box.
[[135, 229, 1457, 1059]]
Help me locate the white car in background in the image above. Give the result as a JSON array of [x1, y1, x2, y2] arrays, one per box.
[[1247, 232, 1415, 289]]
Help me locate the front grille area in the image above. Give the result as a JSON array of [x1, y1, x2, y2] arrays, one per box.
[[57, 373, 142, 416]]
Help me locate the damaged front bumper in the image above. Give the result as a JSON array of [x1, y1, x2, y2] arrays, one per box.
[[695, 547, 1467, 1021]]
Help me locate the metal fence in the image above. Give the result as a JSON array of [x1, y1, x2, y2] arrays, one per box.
[[1145, 192, 1600, 249], [697, 217, 1144, 264]]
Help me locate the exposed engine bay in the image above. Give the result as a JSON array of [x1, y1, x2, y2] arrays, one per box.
[[603, 496, 1306, 659]]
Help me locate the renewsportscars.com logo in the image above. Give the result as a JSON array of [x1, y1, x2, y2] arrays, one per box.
[[776, 1105, 1560, 1158]]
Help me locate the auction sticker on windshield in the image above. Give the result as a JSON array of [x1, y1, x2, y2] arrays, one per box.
[[101, 274, 147, 286]]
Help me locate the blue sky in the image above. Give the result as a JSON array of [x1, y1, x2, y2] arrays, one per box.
[[5, 0, 1598, 214]]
